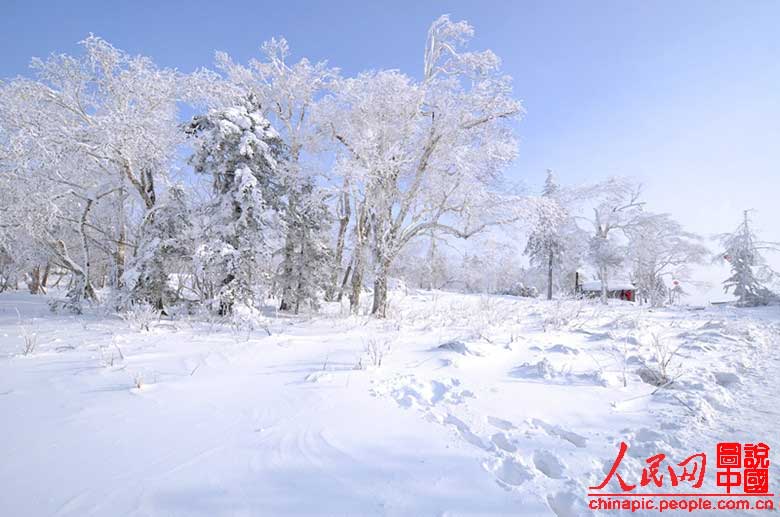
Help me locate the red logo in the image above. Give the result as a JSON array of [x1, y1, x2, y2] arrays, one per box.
[[590, 441, 708, 492], [588, 442, 774, 513], [590, 441, 770, 494], [716, 442, 771, 494]]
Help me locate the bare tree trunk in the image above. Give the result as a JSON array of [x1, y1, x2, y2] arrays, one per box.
[[51, 272, 64, 288], [546, 249, 554, 301], [53, 240, 97, 303], [337, 259, 353, 303], [293, 236, 306, 315], [115, 223, 126, 288], [217, 273, 235, 316], [99, 265, 107, 289], [349, 204, 369, 315], [80, 199, 94, 301], [47, 193, 103, 305], [600, 265, 609, 305], [327, 188, 351, 301], [41, 262, 50, 289], [426, 236, 436, 291], [279, 232, 295, 311], [369, 196, 395, 318], [371, 259, 391, 317], [28, 266, 41, 295], [349, 248, 365, 315]]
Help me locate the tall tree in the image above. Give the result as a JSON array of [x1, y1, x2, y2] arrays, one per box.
[[586, 178, 644, 304], [324, 15, 524, 317], [215, 38, 338, 312], [186, 98, 285, 315], [0, 35, 187, 310], [281, 180, 333, 313], [122, 186, 193, 311], [716, 210, 778, 306], [524, 170, 567, 300]]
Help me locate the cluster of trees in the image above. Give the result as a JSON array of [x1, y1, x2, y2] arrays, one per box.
[[0, 17, 527, 317], [427, 171, 712, 306], [365, 167, 717, 307], [1, 17, 775, 315], [520, 174, 778, 307]]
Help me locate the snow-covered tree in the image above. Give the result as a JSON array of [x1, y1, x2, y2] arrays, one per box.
[[391, 236, 454, 291], [449, 240, 531, 295], [323, 15, 524, 317], [122, 186, 193, 311], [586, 178, 645, 304], [186, 98, 285, 315], [215, 38, 338, 312], [0, 35, 189, 310], [0, 35, 183, 209], [274, 179, 333, 313], [524, 171, 571, 300], [625, 213, 708, 306], [716, 211, 778, 306], [421, 235, 452, 291]]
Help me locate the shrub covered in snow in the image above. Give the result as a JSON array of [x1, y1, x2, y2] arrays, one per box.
[[497, 282, 539, 298], [120, 302, 161, 332]]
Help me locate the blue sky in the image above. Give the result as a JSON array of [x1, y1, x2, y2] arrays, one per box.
[[2, 0, 779, 298]]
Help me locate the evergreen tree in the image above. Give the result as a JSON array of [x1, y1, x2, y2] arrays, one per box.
[[186, 97, 285, 315], [717, 211, 778, 306], [524, 170, 567, 300]]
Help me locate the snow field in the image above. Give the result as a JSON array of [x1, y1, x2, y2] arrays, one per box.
[[0, 290, 778, 516]]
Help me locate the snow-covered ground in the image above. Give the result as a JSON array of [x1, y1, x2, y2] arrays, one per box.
[[1, 290, 778, 516]]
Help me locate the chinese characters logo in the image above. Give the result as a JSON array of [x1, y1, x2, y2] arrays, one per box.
[[590, 441, 771, 495], [716, 442, 770, 494]]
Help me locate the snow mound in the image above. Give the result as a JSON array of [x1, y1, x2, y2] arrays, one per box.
[[511, 358, 557, 380], [511, 359, 608, 386], [546, 344, 580, 355], [435, 340, 480, 356]]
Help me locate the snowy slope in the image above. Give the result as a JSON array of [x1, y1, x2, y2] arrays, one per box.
[[0, 290, 778, 516]]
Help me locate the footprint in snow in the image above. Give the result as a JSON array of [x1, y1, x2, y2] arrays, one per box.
[[483, 455, 534, 488], [486, 415, 516, 431], [445, 413, 491, 451], [713, 371, 741, 387], [532, 418, 587, 448], [532, 449, 566, 479], [491, 432, 517, 453], [382, 376, 474, 410], [547, 490, 592, 517]]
